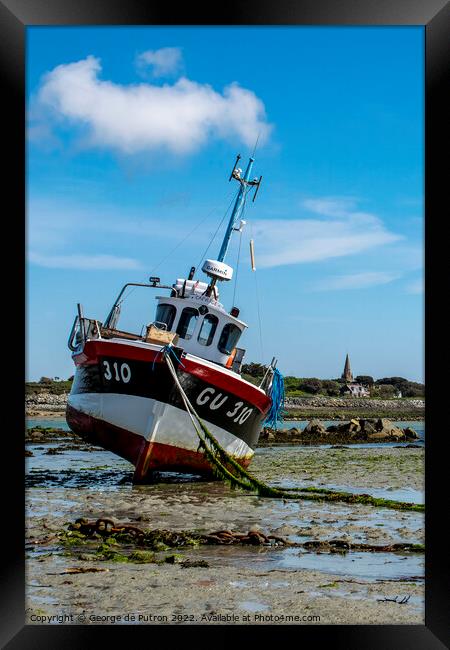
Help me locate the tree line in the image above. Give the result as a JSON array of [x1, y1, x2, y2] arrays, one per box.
[[241, 364, 424, 398]]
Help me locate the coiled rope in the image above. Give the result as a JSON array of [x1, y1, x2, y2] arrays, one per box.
[[161, 348, 423, 512]]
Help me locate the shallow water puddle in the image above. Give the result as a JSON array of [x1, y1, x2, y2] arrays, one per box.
[[238, 601, 269, 612], [277, 548, 424, 581]]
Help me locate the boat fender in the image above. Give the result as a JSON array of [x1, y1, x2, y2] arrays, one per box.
[[225, 348, 237, 368]]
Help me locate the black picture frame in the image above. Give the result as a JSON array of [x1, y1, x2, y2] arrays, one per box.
[[2, 1, 449, 647]]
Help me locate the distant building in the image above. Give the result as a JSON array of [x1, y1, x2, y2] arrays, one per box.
[[340, 354, 370, 398], [340, 383, 370, 398]]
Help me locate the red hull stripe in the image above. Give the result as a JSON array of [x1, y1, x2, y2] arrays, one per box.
[[76, 340, 270, 413], [181, 357, 269, 412], [66, 404, 251, 481]]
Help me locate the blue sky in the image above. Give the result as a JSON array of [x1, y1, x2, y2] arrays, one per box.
[[26, 26, 424, 382]]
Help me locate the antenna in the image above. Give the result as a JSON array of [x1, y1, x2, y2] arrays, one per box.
[[252, 176, 263, 202], [251, 132, 261, 158]]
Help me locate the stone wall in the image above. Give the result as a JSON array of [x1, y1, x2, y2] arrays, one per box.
[[26, 392, 68, 412], [285, 397, 424, 410]]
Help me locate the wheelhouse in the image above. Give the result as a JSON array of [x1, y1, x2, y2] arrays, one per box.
[[153, 292, 247, 368]]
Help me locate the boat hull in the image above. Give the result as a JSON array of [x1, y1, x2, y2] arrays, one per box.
[[66, 339, 271, 481]]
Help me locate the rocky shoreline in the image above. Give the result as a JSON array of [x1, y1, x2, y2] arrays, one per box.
[[26, 416, 420, 451], [261, 418, 420, 446]]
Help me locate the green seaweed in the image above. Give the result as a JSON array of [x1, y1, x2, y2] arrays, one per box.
[[164, 354, 425, 513], [129, 550, 157, 563]]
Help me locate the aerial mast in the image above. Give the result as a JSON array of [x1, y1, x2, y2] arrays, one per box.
[[203, 154, 262, 297]]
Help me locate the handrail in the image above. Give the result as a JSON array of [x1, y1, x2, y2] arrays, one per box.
[[104, 282, 176, 329], [67, 315, 80, 351]]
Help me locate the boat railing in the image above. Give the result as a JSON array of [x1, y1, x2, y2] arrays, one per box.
[[68, 301, 178, 351], [68, 309, 104, 351]]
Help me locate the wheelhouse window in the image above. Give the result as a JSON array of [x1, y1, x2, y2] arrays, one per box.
[[218, 323, 242, 354], [197, 314, 218, 346], [176, 307, 199, 340], [155, 304, 176, 331]]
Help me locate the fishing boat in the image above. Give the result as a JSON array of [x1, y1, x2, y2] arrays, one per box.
[[66, 154, 282, 482]]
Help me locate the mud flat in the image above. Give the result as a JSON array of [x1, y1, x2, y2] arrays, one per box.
[[25, 421, 424, 625]]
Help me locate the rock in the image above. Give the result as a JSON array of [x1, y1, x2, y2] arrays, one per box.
[[403, 426, 419, 439], [374, 418, 405, 438], [348, 419, 361, 433], [360, 420, 377, 435], [303, 419, 327, 436], [367, 431, 391, 440], [267, 432, 276, 441]]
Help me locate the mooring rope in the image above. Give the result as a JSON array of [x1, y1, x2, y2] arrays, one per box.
[[161, 349, 423, 512]]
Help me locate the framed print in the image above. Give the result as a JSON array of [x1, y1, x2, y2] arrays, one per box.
[[1, 0, 449, 647]]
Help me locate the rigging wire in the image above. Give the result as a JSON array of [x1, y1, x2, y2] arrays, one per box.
[[230, 185, 251, 307], [195, 192, 236, 270], [118, 188, 236, 306], [231, 227, 243, 308], [249, 220, 265, 363]]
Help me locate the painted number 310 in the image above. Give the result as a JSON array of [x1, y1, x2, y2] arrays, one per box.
[[103, 360, 131, 383]]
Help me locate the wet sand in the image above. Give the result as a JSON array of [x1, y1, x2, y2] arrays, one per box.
[[25, 423, 424, 625]]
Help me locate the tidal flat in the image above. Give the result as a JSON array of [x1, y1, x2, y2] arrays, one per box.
[[25, 419, 424, 625]]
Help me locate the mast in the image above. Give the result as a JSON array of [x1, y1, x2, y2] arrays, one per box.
[[203, 155, 262, 297], [218, 156, 258, 262]]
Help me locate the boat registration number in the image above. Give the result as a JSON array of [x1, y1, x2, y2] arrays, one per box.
[[196, 387, 253, 425], [102, 360, 131, 384]]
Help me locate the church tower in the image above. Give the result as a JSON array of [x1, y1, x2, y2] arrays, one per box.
[[341, 353, 353, 382]]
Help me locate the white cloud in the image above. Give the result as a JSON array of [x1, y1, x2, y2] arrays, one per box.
[[28, 251, 143, 271], [136, 47, 183, 77], [35, 56, 271, 155], [314, 271, 401, 291]]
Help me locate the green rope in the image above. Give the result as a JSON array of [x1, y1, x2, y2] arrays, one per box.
[[164, 353, 424, 513]]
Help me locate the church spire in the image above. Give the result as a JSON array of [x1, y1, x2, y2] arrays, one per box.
[[342, 353, 353, 382]]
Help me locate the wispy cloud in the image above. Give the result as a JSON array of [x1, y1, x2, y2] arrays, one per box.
[[33, 55, 271, 155], [252, 199, 402, 269], [135, 47, 183, 78], [302, 197, 360, 218], [313, 271, 401, 291], [405, 278, 424, 294], [28, 251, 143, 271], [249, 196, 404, 269], [27, 197, 213, 254]]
